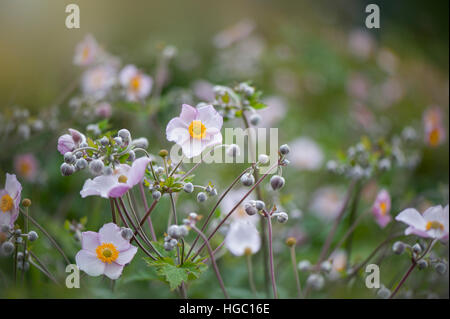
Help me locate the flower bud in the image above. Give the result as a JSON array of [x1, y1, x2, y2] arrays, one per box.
[[1, 241, 15, 255], [285, 237, 297, 247], [306, 274, 325, 291], [240, 173, 255, 186], [61, 163, 75, 176], [244, 203, 257, 216], [75, 158, 88, 170], [189, 212, 198, 220], [377, 285, 391, 299], [434, 262, 447, 275], [276, 212, 289, 223], [249, 114, 261, 126], [270, 175, 285, 191], [298, 260, 311, 272], [183, 182, 194, 193], [158, 149, 168, 157], [103, 166, 113, 175], [100, 136, 109, 146], [27, 231, 38, 242], [168, 225, 182, 239], [89, 159, 104, 175], [255, 200, 265, 211], [392, 241, 406, 255], [320, 260, 332, 273], [22, 199, 32, 207], [1, 225, 11, 233], [114, 136, 123, 145], [417, 259, 428, 270], [258, 154, 269, 164], [326, 160, 338, 173], [412, 243, 422, 255], [152, 190, 162, 200], [128, 150, 136, 162], [118, 129, 131, 142], [279, 144, 290, 155], [179, 225, 189, 237], [132, 137, 149, 149], [64, 152, 76, 164], [121, 228, 134, 241], [197, 192, 207, 202], [226, 144, 240, 158]]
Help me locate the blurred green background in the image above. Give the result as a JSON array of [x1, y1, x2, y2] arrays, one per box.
[[0, 0, 448, 298]]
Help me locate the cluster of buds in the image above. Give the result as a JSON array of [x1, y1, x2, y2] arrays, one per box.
[[296, 259, 331, 291], [0, 106, 49, 141], [163, 224, 189, 251], [59, 127, 148, 178], [0, 225, 38, 259], [64, 218, 87, 242], [209, 82, 266, 121], [392, 240, 448, 274], [326, 136, 397, 180]]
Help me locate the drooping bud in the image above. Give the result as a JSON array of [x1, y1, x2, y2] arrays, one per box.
[[61, 163, 75, 176], [270, 175, 285, 191], [240, 173, 255, 186], [183, 182, 194, 193], [279, 144, 290, 155]]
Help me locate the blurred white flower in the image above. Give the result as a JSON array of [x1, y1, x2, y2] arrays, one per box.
[[289, 137, 324, 171], [81, 65, 116, 100], [309, 186, 345, 221], [225, 221, 261, 256], [220, 188, 258, 225]]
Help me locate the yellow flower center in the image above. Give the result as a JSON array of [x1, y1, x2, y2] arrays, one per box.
[[130, 75, 141, 92], [426, 220, 444, 231], [0, 194, 13, 213], [82, 46, 90, 61], [96, 243, 119, 264], [19, 161, 32, 177], [429, 127, 440, 147], [188, 120, 206, 140], [118, 175, 128, 183], [244, 247, 253, 256], [379, 202, 387, 216]]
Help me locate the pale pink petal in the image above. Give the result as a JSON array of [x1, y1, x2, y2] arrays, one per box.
[[137, 75, 152, 98], [80, 175, 118, 198], [103, 262, 124, 280], [68, 128, 85, 144], [81, 231, 100, 252], [126, 157, 150, 186], [179, 104, 198, 124], [107, 184, 131, 198], [166, 119, 190, 144], [405, 227, 430, 238], [395, 208, 426, 230], [116, 245, 138, 265], [76, 250, 105, 277], [197, 104, 223, 129], [119, 65, 138, 87], [5, 173, 22, 206], [98, 223, 130, 250], [181, 139, 204, 158], [423, 205, 444, 222]]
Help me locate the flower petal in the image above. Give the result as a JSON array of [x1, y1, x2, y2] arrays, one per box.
[[179, 104, 198, 124], [5, 173, 22, 207], [225, 221, 261, 256], [104, 262, 124, 280], [76, 250, 105, 277], [80, 175, 117, 198], [126, 157, 151, 186], [395, 208, 426, 230], [81, 231, 100, 251], [116, 245, 138, 265], [197, 104, 223, 129], [98, 223, 130, 250]]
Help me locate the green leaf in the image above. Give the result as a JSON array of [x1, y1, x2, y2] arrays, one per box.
[[118, 153, 130, 164], [157, 263, 189, 290]]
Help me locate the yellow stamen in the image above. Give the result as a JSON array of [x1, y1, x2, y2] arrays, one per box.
[[19, 162, 32, 177], [82, 46, 90, 61], [118, 175, 128, 184], [379, 202, 387, 216], [0, 194, 13, 213], [130, 75, 141, 92], [244, 247, 253, 256], [96, 243, 119, 264], [188, 120, 206, 140], [426, 220, 444, 231], [429, 127, 441, 147]]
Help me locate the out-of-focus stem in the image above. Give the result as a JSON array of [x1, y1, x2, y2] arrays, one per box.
[[290, 245, 302, 298], [138, 183, 157, 241], [266, 214, 278, 299], [191, 225, 229, 299], [246, 253, 257, 296]]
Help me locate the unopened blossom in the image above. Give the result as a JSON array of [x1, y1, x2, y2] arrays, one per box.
[[73, 34, 100, 66], [0, 174, 22, 228], [14, 153, 38, 182], [288, 137, 324, 171], [76, 223, 137, 280], [309, 187, 345, 221], [119, 65, 153, 102], [395, 205, 449, 240], [220, 189, 258, 225], [422, 107, 446, 147], [166, 104, 223, 158], [225, 221, 261, 256], [80, 157, 150, 198], [372, 189, 391, 228], [81, 65, 116, 100], [57, 128, 86, 155]]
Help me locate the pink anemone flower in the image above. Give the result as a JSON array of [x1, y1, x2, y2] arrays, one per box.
[[372, 189, 391, 228], [80, 157, 150, 198], [395, 205, 449, 241], [0, 174, 22, 228], [166, 104, 223, 158], [14, 153, 39, 182], [75, 223, 138, 280], [119, 65, 153, 102]]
